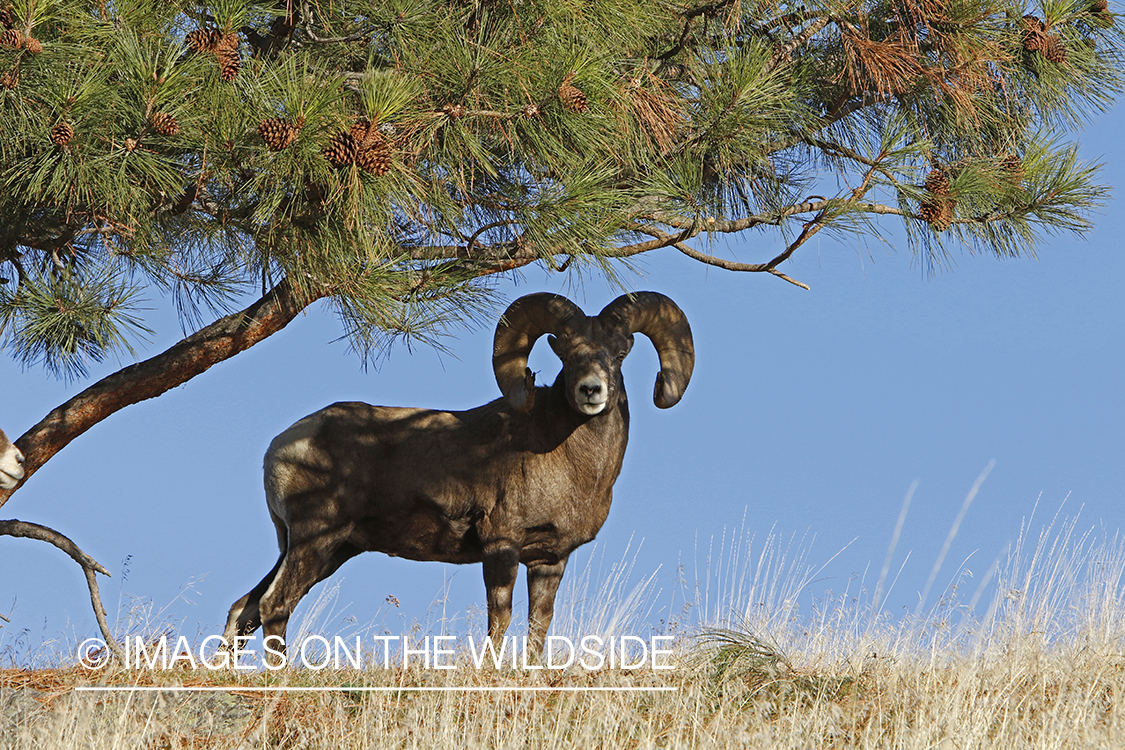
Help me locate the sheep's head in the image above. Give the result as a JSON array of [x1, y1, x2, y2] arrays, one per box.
[[0, 429, 25, 490], [493, 292, 694, 415]]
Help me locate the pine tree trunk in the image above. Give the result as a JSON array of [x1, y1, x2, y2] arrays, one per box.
[[0, 278, 322, 511]]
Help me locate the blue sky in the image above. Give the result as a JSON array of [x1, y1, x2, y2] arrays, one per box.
[[2, 107, 1123, 660]]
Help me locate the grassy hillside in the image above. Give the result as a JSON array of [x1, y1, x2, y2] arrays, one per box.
[[3, 515, 1125, 749]]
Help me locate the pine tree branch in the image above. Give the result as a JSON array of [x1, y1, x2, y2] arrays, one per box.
[[0, 277, 324, 510]]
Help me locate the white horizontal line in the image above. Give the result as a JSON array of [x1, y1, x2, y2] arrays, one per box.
[[75, 686, 677, 693]]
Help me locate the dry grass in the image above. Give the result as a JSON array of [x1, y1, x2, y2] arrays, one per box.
[[4, 512, 1125, 749]]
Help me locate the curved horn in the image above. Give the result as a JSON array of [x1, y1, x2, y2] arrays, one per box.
[[599, 292, 694, 408], [493, 293, 585, 411]]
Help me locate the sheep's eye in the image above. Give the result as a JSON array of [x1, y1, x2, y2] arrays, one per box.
[[617, 350, 627, 361]]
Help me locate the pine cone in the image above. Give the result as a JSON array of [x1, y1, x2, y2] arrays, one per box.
[[50, 121, 74, 147], [350, 120, 370, 142], [999, 153, 1024, 177], [24, 36, 41, 54], [355, 137, 392, 176], [924, 168, 951, 195], [151, 112, 180, 136], [0, 6, 13, 29], [1021, 15, 1047, 53], [217, 48, 241, 81], [558, 73, 588, 113], [216, 31, 239, 52], [919, 199, 955, 231], [186, 28, 220, 53], [0, 68, 16, 90], [1090, 0, 1109, 12], [258, 118, 301, 150], [523, 103, 540, 118], [323, 131, 358, 166], [0, 27, 21, 48], [1041, 35, 1067, 63]]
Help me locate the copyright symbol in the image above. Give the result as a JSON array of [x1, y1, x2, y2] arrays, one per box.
[[77, 638, 109, 669]]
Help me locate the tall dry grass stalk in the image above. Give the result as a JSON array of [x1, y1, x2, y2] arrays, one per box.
[[4, 502, 1125, 748]]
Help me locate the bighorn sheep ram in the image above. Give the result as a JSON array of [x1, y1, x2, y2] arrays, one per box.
[[223, 291, 694, 657], [0, 429, 25, 490]]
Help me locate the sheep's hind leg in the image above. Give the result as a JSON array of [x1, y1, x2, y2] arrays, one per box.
[[483, 542, 520, 644], [527, 556, 568, 658], [222, 552, 285, 642], [257, 531, 359, 666]]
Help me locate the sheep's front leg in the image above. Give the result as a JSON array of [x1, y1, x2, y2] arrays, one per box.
[[527, 556, 568, 658], [482, 542, 520, 642]]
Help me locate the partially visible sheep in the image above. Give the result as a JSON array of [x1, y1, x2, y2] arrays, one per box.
[[0, 429, 24, 490], [223, 291, 694, 659]]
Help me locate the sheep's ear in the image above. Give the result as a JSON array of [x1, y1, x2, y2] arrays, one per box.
[[548, 335, 561, 356]]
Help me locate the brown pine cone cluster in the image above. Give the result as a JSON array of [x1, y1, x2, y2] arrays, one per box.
[[1021, 15, 1067, 64], [1088, 0, 1114, 27], [215, 31, 240, 81], [151, 112, 180, 136], [186, 27, 241, 81], [1, 7, 43, 52], [924, 167, 951, 195], [324, 120, 392, 175], [558, 73, 588, 113], [259, 117, 302, 150], [920, 167, 955, 231]]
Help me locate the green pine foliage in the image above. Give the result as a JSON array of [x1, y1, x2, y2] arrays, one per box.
[[0, 0, 1122, 376]]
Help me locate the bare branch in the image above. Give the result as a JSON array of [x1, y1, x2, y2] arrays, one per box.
[[0, 519, 125, 661], [628, 223, 811, 289]]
